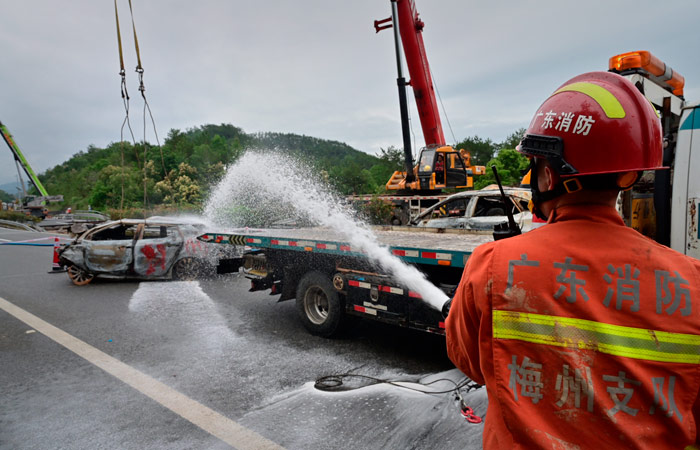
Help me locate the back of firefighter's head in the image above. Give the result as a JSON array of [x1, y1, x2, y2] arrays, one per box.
[[516, 71, 663, 220]]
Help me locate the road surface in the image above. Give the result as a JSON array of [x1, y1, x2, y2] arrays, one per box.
[[0, 228, 486, 449]]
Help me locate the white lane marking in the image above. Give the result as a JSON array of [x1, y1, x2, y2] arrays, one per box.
[[0, 296, 283, 450], [0, 238, 10, 242]]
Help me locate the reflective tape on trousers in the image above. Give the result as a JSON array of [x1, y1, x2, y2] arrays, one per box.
[[493, 310, 700, 364]]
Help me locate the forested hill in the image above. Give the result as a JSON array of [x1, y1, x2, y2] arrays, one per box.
[[33, 123, 527, 217], [39, 123, 401, 213]]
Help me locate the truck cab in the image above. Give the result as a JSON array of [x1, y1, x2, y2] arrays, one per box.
[[610, 51, 697, 258], [671, 103, 700, 258], [416, 145, 469, 190], [402, 145, 486, 192]]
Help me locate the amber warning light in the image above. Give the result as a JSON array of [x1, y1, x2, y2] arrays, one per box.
[[609, 51, 684, 97]]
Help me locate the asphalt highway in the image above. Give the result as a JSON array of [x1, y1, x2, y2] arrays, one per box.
[[0, 228, 486, 449]]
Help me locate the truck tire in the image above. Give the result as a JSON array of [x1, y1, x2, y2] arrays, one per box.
[[296, 271, 344, 337]]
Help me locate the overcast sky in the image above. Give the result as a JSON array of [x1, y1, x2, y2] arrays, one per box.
[[1, 0, 699, 187]]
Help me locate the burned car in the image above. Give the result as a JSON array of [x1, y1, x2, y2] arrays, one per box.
[[410, 187, 534, 231], [58, 218, 241, 285]]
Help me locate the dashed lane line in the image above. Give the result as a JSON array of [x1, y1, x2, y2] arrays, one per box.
[[0, 296, 284, 450]]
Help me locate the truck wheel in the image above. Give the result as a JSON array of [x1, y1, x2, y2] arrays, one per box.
[[67, 265, 94, 286], [172, 257, 207, 280], [296, 271, 344, 337]]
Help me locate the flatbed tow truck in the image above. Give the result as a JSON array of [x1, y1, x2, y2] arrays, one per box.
[[199, 48, 699, 339], [198, 227, 492, 337]]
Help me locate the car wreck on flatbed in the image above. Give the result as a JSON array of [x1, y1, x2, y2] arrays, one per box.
[[58, 218, 241, 285], [409, 187, 533, 231]]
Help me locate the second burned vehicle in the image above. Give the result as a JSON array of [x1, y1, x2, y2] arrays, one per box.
[[409, 188, 533, 231]]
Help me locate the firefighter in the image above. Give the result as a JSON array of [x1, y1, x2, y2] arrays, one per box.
[[445, 71, 700, 449]]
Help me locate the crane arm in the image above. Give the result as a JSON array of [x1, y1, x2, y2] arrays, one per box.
[[393, 0, 445, 146], [0, 121, 50, 197]]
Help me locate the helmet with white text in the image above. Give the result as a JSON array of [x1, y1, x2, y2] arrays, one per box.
[[517, 71, 663, 177]]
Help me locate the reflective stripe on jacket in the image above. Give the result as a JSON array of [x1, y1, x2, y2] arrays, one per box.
[[446, 205, 700, 449]]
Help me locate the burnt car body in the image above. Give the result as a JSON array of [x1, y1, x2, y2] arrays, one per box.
[[58, 218, 242, 285], [409, 187, 534, 231]]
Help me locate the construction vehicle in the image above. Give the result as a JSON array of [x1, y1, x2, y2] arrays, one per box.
[[351, 0, 487, 225], [609, 51, 699, 259], [375, 0, 486, 193], [0, 121, 63, 217]]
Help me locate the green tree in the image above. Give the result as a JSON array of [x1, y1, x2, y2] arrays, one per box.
[[89, 165, 144, 210], [0, 189, 14, 203], [368, 164, 393, 193], [454, 136, 498, 165], [358, 196, 395, 224], [500, 127, 527, 150], [378, 146, 405, 170], [474, 149, 529, 189], [155, 162, 202, 207], [329, 157, 373, 195]]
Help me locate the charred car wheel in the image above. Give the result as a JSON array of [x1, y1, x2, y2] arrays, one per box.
[[172, 257, 208, 280], [67, 264, 95, 286], [296, 271, 344, 337]]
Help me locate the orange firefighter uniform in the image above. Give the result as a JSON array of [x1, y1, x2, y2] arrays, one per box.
[[446, 205, 700, 449]]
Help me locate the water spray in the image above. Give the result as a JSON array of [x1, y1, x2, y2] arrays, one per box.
[[204, 151, 450, 312]]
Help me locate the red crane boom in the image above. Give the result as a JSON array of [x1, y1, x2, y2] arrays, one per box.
[[376, 0, 484, 193], [393, 0, 445, 146]]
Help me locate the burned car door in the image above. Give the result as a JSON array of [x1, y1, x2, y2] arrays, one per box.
[[133, 225, 183, 277], [422, 197, 471, 228], [83, 223, 141, 274]]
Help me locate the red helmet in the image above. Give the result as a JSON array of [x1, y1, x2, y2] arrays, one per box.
[[517, 71, 663, 176]]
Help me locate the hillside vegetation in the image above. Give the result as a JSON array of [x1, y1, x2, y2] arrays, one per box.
[[20, 123, 527, 217]]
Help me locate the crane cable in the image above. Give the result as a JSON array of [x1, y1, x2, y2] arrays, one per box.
[[429, 67, 457, 145], [114, 0, 136, 211], [114, 0, 167, 212], [125, 0, 166, 210]]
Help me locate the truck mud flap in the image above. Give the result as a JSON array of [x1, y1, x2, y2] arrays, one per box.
[[339, 272, 446, 335], [217, 257, 243, 274]]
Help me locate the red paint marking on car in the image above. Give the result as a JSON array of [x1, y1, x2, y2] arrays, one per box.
[[141, 244, 167, 275]]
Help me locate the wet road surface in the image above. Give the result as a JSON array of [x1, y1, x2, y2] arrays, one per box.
[[0, 228, 486, 449]]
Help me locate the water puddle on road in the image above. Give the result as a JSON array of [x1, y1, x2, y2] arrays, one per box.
[[203, 151, 449, 311], [239, 368, 486, 450]]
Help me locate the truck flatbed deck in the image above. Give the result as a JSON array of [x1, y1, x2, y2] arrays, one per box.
[[199, 226, 493, 268]]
